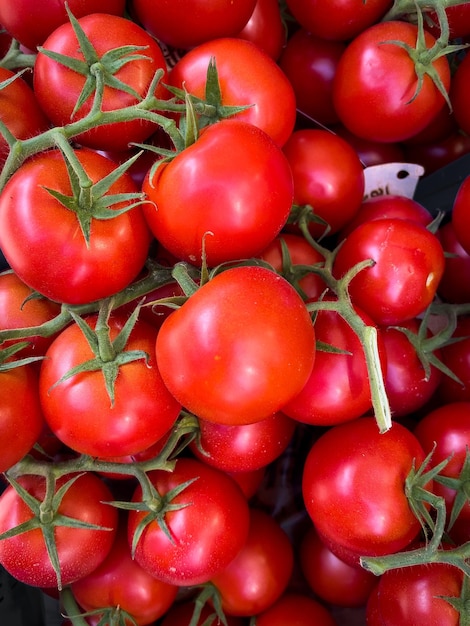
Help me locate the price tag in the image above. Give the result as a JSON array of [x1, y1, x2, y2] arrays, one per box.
[[363, 162, 425, 201]]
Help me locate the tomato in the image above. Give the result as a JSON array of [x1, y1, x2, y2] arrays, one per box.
[[281, 301, 386, 427], [437, 220, 470, 304], [254, 592, 337, 626], [129, 0, 256, 50], [282, 128, 365, 238], [366, 561, 463, 625], [278, 29, 346, 126], [33, 13, 168, 151], [437, 316, 470, 404], [338, 195, 433, 241], [332, 124, 406, 167], [210, 508, 294, 617], [285, 0, 392, 41], [381, 317, 443, 419], [160, 601, 245, 626], [0, 472, 118, 588], [71, 522, 178, 626], [0, 271, 61, 358], [403, 130, 470, 175], [0, 67, 50, 167], [143, 120, 293, 267], [451, 174, 470, 257], [257, 233, 326, 301], [39, 314, 181, 458], [451, 50, 470, 140], [127, 458, 250, 586], [302, 417, 429, 564], [300, 525, 377, 608], [0, 0, 125, 51], [228, 467, 266, 500], [189, 411, 296, 473], [156, 265, 316, 426], [333, 218, 445, 326], [167, 37, 296, 147], [0, 363, 45, 472], [237, 0, 286, 60], [426, 4, 470, 39], [0, 148, 151, 305], [333, 21, 451, 142]]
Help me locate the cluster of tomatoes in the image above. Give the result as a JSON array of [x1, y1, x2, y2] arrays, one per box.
[[1, 0, 470, 625]]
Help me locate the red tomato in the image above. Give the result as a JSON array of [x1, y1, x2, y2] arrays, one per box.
[[167, 37, 296, 146], [0, 363, 45, 472], [0, 271, 61, 358], [160, 601, 245, 626], [333, 124, 407, 167], [282, 301, 386, 427], [366, 562, 463, 625], [333, 218, 445, 326], [437, 316, 470, 404], [0, 472, 118, 588], [0, 67, 50, 167], [127, 458, 250, 586], [254, 592, 337, 626], [143, 120, 293, 267], [403, 130, 470, 175], [129, 0, 256, 50], [237, 0, 286, 60], [333, 21, 451, 142], [437, 220, 470, 304], [451, 175, 470, 256], [33, 13, 168, 151], [285, 0, 392, 41], [450, 49, 470, 138], [0, 148, 151, 305], [39, 314, 181, 458], [302, 417, 429, 564], [0, 0, 125, 50], [228, 467, 266, 500], [282, 128, 365, 238], [71, 523, 178, 626], [210, 508, 294, 617], [189, 411, 296, 473], [279, 29, 346, 126], [156, 265, 316, 426], [300, 525, 377, 608], [426, 4, 470, 39]]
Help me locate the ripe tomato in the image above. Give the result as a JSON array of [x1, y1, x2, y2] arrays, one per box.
[[437, 316, 470, 404], [160, 601, 245, 626], [237, 0, 286, 60], [167, 37, 296, 147], [333, 21, 451, 142], [0, 472, 118, 588], [437, 220, 470, 304], [254, 592, 337, 626], [71, 522, 178, 626], [39, 314, 181, 458], [302, 417, 429, 564], [0, 0, 125, 50], [156, 265, 316, 426], [127, 458, 250, 586], [282, 128, 365, 238], [0, 148, 151, 305], [143, 120, 293, 267], [0, 363, 45, 472], [210, 508, 294, 617], [450, 49, 470, 138], [451, 174, 470, 256], [129, 0, 256, 50], [0, 67, 50, 167], [189, 411, 296, 473], [333, 218, 445, 326], [33, 13, 168, 151], [285, 0, 392, 41]]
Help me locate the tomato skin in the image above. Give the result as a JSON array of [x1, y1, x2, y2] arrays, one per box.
[[333, 21, 451, 142], [302, 417, 428, 563], [129, 0, 256, 50], [366, 562, 463, 625], [450, 50, 470, 139], [33, 13, 168, 151], [127, 458, 250, 587], [160, 601, 245, 626], [210, 508, 294, 617], [282, 128, 365, 237], [0, 364, 45, 472], [39, 314, 181, 458], [167, 38, 296, 147], [437, 220, 470, 304], [71, 523, 178, 626], [0, 0, 125, 50], [237, 0, 286, 60], [452, 175, 470, 256], [0, 473, 118, 588], [254, 592, 337, 626], [156, 265, 316, 426], [333, 218, 445, 326], [0, 148, 151, 305], [437, 316, 470, 404], [300, 525, 376, 608]]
